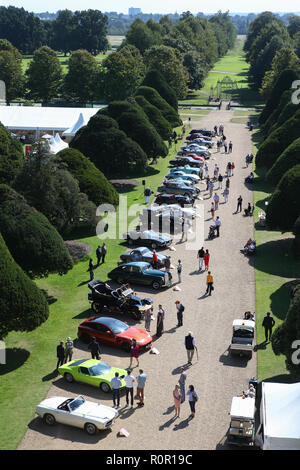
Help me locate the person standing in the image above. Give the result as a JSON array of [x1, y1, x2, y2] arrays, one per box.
[[144, 186, 151, 204], [96, 245, 102, 266], [223, 187, 229, 203], [156, 305, 164, 337], [206, 271, 214, 296], [64, 337, 74, 363], [177, 260, 182, 283], [218, 173, 223, 189], [88, 258, 94, 281], [237, 195, 243, 213], [224, 142, 228, 154], [175, 300, 184, 327], [173, 385, 182, 418], [165, 256, 171, 271], [231, 162, 235, 176], [56, 341, 65, 370], [185, 332, 195, 364], [205, 164, 209, 179], [88, 337, 101, 360], [204, 249, 210, 271], [152, 250, 159, 269], [197, 247, 205, 271], [262, 312, 276, 342], [210, 202, 215, 220], [124, 370, 135, 408], [227, 161, 232, 176], [229, 141, 233, 153], [110, 372, 122, 409], [101, 243, 107, 263], [144, 307, 152, 332], [209, 181, 214, 198], [137, 369, 147, 406], [225, 177, 230, 189], [129, 338, 139, 369], [214, 192, 219, 210], [178, 367, 187, 403], [187, 385, 198, 417], [215, 216, 221, 237]]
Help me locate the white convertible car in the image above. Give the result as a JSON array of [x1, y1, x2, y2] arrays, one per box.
[[36, 395, 118, 435]]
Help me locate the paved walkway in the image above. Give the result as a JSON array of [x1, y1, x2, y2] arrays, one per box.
[[19, 106, 256, 450]]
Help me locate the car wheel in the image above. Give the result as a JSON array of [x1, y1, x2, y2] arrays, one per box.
[[92, 302, 103, 314], [85, 423, 97, 436], [100, 382, 111, 393], [151, 242, 157, 250], [152, 280, 161, 290], [44, 413, 56, 426], [64, 373, 74, 383]]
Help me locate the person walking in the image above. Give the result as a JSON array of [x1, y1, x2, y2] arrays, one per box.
[[210, 202, 215, 220], [224, 142, 228, 154], [124, 370, 135, 408], [175, 300, 184, 327], [209, 181, 214, 198], [88, 337, 101, 360], [144, 306, 152, 332], [226, 177, 230, 189], [219, 124, 224, 136], [64, 337, 73, 363], [231, 162, 235, 176], [197, 247, 205, 271], [178, 367, 187, 403], [173, 385, 182, 418], [110, 372, 122, 409], [205, 164, 209, 179], [206, 271, 214, 296], [88, 258, 94, 281], [223, 187, 229, 203], [129, 338, 139, 369], [177, 260, 182, 283], [215, 216, 221, 237], [237, 195, 243, 213], [262, 312, 276, 342], [144, 186, 151, 204], [101, 243, 107, 263], [229, 141, 233, 153], [56, 341, 65, 370], [246, 154, 250, 167], [214, 192, 219, 210], [218, 173, 223, 189], [156, 305, 165, 337], [227, 161, 232, 177], [187, 385, 198, 418], [185, 332, 195, 364], [214, 125, 218, 135], [136, 369, 147, 406], [96, 245, 102, 266], [204, 249, 210, 271]]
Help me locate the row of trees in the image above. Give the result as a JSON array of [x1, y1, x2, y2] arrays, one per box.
[[244, 12, 300, 94], [0, 7, 109, 55]]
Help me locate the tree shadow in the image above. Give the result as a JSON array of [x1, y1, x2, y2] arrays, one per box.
[[41, 289, 57, 305], [269, 281, 299, 321], [0, 348, 30, 375], [254, 238, 299, 279]]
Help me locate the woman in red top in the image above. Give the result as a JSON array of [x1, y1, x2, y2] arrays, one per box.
[[204, 249, 210, 271], [152, 250, 158, 269], [129, 339, 139, 369], [231, 162, 235, 176]]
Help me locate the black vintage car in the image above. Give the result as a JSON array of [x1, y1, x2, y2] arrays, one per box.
[[154, 193, 195, 206], [88, 280, 153, 320]]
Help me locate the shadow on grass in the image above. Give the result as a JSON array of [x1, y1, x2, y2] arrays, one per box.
[[41, 289, 57, 305], [269, 280, 299, 321], [0, 348, 30, 375], [254, 238, 299, 279]]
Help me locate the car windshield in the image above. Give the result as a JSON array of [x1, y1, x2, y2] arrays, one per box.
[[68, 397, 85, 412], [97, 317, 129, 334], [89, 361, 111, 376]]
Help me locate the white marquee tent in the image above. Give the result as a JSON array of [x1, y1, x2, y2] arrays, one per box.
[[0, 106, 102, 137], [62, 112, 88, 137], [48, 133, 69, 154], [257, 382, 300, 450]]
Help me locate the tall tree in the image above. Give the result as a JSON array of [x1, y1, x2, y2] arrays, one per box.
[[0, 122, 24, 184], [125, 18, 162, 54], [63, 49, 100, 103], [0, 47, 24, 103], [71, 10, 109, 54], [52, 9, 75, 55], [26, 46, 63, 103]]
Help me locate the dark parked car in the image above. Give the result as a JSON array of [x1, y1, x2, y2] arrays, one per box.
[[154, 193, 194, 206], [108, 262, 172, 290], [157, 181, 199, 197], [123, 229, 172, 249], [119, 247, 170, 268], [190, 128, 216, 137], [88, 279, 153, 319]]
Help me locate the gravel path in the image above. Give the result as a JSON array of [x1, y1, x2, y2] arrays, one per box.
[[19, 106, 256, 450]]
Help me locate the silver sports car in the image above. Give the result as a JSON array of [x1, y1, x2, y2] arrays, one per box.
[[36, 395, 118, 435]]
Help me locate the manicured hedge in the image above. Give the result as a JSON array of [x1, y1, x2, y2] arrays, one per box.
[[142, 69, 178, 110], [256, 109, 300, 169], [266, 163, 300, 230], [136, 86, 182, 128], [267, 138, 300, 185], [135, 95, 172, 140], [0, 232, 49, 339], [0, 122, 24, 185]]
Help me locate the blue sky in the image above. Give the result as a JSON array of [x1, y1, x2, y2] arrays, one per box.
[[0, 1, 299, 14]]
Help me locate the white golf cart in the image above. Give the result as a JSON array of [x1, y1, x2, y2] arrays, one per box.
[[228, 395, 256, 446], [230, 319, 255, 358]]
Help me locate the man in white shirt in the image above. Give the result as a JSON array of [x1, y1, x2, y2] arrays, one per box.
[[124, 370, 135, 408]]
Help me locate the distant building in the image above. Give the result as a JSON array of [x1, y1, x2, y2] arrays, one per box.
[[128, 7, 142, 16]]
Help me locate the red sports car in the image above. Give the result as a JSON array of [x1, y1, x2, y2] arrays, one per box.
[[186, 153, 205, 161], [78, 316, 153, 352]]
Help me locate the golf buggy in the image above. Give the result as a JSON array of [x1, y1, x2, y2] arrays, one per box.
[[88, 279, 153, 321], [229, 319, 255, 359]]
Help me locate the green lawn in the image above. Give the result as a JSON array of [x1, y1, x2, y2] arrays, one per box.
[[252, 129, 300, 382], [0, 125, 185, 450]]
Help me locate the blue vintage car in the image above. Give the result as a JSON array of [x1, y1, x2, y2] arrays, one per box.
[[119, 247, 170, 268], [170, 166, 200, 176], [157, 181, 199, 196], [108, 262, 172, 290], [165, 171, 200, 183]]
